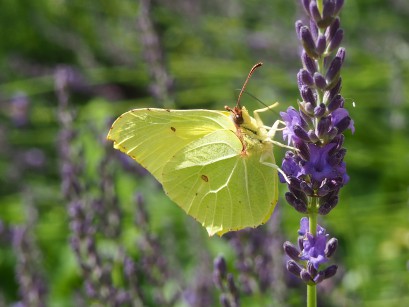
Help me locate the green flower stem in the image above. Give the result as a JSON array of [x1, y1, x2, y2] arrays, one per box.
[[307, 282, 317, 307], [307, 198, 318, 307]]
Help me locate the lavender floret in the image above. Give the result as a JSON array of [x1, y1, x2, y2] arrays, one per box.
[[284, 218, 338, 284]]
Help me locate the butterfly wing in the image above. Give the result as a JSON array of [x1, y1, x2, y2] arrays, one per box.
[[107, 108, 235, 181], [107, 108, 278, 236], [162, 129, 278, 236]]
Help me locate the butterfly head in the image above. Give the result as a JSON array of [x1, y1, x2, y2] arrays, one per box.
[[225, 62, 263, 127], [225, 105, 244, 126]]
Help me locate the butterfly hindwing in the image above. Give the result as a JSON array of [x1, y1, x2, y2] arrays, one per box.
[[162, 129, 278, 236]]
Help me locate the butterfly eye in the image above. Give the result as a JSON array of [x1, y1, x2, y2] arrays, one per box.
[[234, 113, 244, 125]]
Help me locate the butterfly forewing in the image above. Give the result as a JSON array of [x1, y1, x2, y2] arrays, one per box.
[[107, 108, 234, 181]]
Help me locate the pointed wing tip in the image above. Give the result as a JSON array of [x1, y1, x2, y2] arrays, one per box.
[[206, 225, 224, 237]]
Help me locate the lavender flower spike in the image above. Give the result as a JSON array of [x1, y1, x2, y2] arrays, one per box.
[[281, 2, 350, 294], [281, 0, 353, 216], [283, 217, 338, 284]]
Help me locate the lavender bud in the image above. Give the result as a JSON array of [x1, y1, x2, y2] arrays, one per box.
[[295, 20, 304, 39], [328, 94, 344, 112], [300, 107, 314, 124], [314, 103, 326, 117], [300, 26, 318, 58], [325, 238, 338, 258], [286, 177, 301, 191], [317, 117, 331, 138], [220, 294, 231, 307], [214, 256, 227, 279], [322, 264, 338, 279], [288, 177, 302, 190], [335, 116, 351, 134], [332, 133, 345, 150], [327, 29, 344, 53], [285, 192, 308, 213], [336, 47, 346, 63], [327, 77, 342, 101], [284, 191, 298, 205], [301, 0, 311, 14], [307, 261, 318, 278], [317, 184, 330, 197], [309, 1, 321, 23], [283, 241, 301, 261], [334, 0, 344, 15], [318, 195, 339, 215], [316, 34, 326, 55], [294, 125, 311, 142], [300, 181, 314, 196], [308, 130, 319, 142], [313, 72, 327, 89], [319, 0, 335, 28], [289, 187, 309, 208], [227, 274, 238, 297], [313, 271, 325, 284], [295, 140, 310, 161], [303, 102, 315, 115], [326, 56, 342, 84], [285, 150, 296, 159], [326, 127, 338, 140], [326, 17, 340, 41], [300, 269, 313, 283], [323, 0, 336, 19], [298, 69, 314, 86], [309, 19, 319, 40], [325, 177, 343, 190], [328, 148, 346, 166], [300, 85, 317, 106], [287, 260, 302, 277], [302, 51, 318, 74]]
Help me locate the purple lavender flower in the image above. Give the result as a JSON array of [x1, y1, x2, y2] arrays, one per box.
[[282, 0, 350, 287], [280, 107, 307, 145], [300, 143, 346, 183], [280, 0, 353, 216], [298, 217, 328, 270], [283, 217, 338, 284]]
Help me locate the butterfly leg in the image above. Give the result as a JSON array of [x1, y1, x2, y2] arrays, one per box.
[[253, 102, 279, 127], [259, 152, 290, 184], [265, 120, 298, 151]]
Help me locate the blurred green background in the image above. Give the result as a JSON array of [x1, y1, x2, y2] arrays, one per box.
[[0, 0, 408, 306]]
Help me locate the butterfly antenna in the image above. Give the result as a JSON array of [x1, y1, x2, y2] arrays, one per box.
[[236, 62, 263, 108]]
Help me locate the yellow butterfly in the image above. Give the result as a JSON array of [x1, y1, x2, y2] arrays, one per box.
[[107, 63, 283, 236]]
